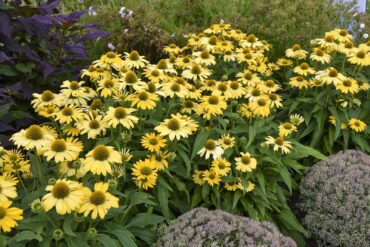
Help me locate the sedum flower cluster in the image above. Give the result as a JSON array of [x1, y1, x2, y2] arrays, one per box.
[[300, 150, 370, 246], [153, 207, 296, 247]]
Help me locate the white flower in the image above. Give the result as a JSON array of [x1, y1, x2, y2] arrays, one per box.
[[197, 139, 224, 160], [88, 6, 97, 16], [220, 19, 225, 24], [107, 43, 115, 50], [127, 10, 133, 17], [360, 23, 365, 29], [124, 28, 129, 34], [363, 33, 369, 39]]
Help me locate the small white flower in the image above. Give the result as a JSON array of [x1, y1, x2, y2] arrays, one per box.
[[124, 28, 129, 34], [107, 43, 115, 50], [360, 23, 365, 29], [170, 33, 175, 38], [88, 6, 97, 16], [363, 33, 369, 39], [220, 19, 224, 24], [127, 10, 133, 17]]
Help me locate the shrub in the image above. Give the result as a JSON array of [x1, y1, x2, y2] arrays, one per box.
[[300, 150, 370, 246], [153, 207, 296, 247], [0, 23, 329, 245], [0, 0, 108, 146], [273, 26, 370, 155]]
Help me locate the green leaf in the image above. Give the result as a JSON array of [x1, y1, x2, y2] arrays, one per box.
[[293, 143, 327, 160], [97, 234, 120, 247], [0, 64, 18, 76], [191, 186, 202, 208], [277, 209, 309, 236], [279, 166, 292, 193], [157, 183, 172, 219], [202, 184, 211, 202], [191, 128, 208, 159], [352, 134, 370, 152], [15, 63, 35, 73], [246, 124, 256, 148], [256, 173, 266, 195], [63, 215, 77, 236], [178, 149, 191, 176], [127, 212, 164, 228], [232, 190, 242, 209], [13, 230, 42, 242]]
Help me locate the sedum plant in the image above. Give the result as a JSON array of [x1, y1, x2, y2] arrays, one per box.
[[273, 28, 370, 155], [0, 23, 329, 245], [153, 207, 296, 247], [300, 150, 370, 246]]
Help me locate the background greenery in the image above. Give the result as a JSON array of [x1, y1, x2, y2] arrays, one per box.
[[61, 0, 370, 61]]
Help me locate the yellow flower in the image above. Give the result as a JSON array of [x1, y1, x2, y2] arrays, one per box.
[[84, 145, 122, 176], [35, 105, 59, 118], [278, 122, 297, 137], [11, 125, 55, 150], [348, 118, 366, 133], [31, 90, 62, 110], [203, 169, 221, 186], [77, 112, 108, 139], [0, 200, 23, 232], [197, 139, 224, 160], [276, 58, 293, 67], [198, 94, 227, 119], [161, 79, 189, 98], [310, 47, 331, 64], [193, 49, 216, 66], [163, 44, 182, 55], [335, 78, 359, 94], [58, 159, 86, 178], [132, 159, 158, 190], [97, 78, 120, 98], [3, 150, 30, 174], [329, 29, 353, 43], [347, 49, 370, 66], [147, 151, 170, 170], [268, 93, 283, 108], [285, 44, 308, 59], [104, 106, 139, 129], [98, 51, 123, 68], [219, 134, 235, 149], [290, 114, 304, 126], [42, 138, 83, 163], [235, 152, 257, 172], [236, 70, 261, 86], [224, 180, 243, 191], [245, 181, 255, 192], [141, 133, 167, 152], [155, 114, 194, 141], [289, 76, 309, 89], [193, 170, 205, 185], [264, 136, 293, 154], [126, 91, 159, 110], [42, 179, 84, 215], [315, 67, 345, 85], [180, 99, 198, 114], [55, 105, 83, 124], [211, 158, 231, 176], [293, 63, 316, 76], [249, 96, 271, 118], [123, 50, 148, 69], [0, 173, 18, 202], [79, 182, 119, 219], [60, 80, 86, 98], [182, 64, 211, 81], [225, 81, 246, 99]]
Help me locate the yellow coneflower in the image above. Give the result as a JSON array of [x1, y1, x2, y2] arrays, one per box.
[[225, 81, 246, 99], [147, 151, 171, 170], [97, 78, 120, 98], [42, 179, 84, 215], [126, 91, 159, 110], [0, 200, 23, 232], [155, 114, 193, 141], [347, 49, 370, 66], [290, 114, 304, 126], [143, 68, 166, 83], [182, 64, 211, 81], [328, 115, 347, 130], [104, 106, 138, 129], [211, 158, 231, 176], [58, 159, 85, 178], [239, 104, 254, 119], [335, 78, 360, 94], [293, 63, 316, 76], [285, 44, 308, 59], [0, 173, 18, 202], [77, 112, 108, 139], [55, 105, 83, 124], [123, 50, 148, 69], [79, 182, 119, 219], [36, 105, 59, 118], [219, 134, 235, 149], [60, 80, 86, 98], [11, 125, 55, 150], [268, 93, 283, 108], [203, 169, 221, 186], [141, 133, 167, 152], [264, 136, 293, 154], [348, 118, 366, 133], [258, 80, 281, 93], [98, 51, 123, 66], [329, 29, 353, 43], [338, 41, 356, 55], [132, 159, 158, 190], [222, 50, 237, 62], [163, 44, 182, 55], [289, 76, 309, 89], [249, 96, 271, 118], [193, 49, 216, 66], [224, 180, 243, 191], [175, 56, 193, 70], [276, 58, 293, 67], [198, 94, 227, 119], [2, 150, 30, 174], [42, 138, 83, 163], [161, 79, 189, 98], [197, 139, 224, 160], [278, 122, 297, 137], [235, 152, 257, 172], [31, 90, 62, 109], [313, 34, 338, 51], [193, 170, 205, 185], [84, 145, 122, 176], [180, 99, 198, 114], [310, 47, 331, 64], [315, 67, 345, 85]]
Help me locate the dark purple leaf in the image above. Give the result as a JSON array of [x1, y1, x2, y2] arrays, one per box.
[[0, 51, 10, 63], [0, 11, 12, 39]]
